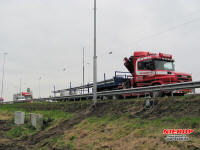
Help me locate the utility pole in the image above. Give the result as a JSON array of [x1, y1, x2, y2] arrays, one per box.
[[93, 0, 97, 104], [38, 77, 41, 98], [83, 47, 85, 93], [19, 79, 22, 95], [1, 52, 7, 99], [54, 85, 56, 97]]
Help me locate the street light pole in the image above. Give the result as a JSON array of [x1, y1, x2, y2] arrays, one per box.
[[83, 47, 85, 93], [86, 62, 91, 84], [93, 0, 97, 104], [38, 77, 42, 98], [19, 78, 22, 95], [1, 52, 7, 99]]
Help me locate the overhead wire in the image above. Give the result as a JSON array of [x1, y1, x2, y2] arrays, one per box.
[[129, 17, 200, 45], [111, 9, 200, 55]]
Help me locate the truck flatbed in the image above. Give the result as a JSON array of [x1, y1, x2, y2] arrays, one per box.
[[54, 71, 131, 95]]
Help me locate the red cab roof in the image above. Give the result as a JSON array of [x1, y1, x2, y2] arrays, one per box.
[[134, 51, 149, 57], [133, 51, 172, 59], [21, 92, 32, 96]]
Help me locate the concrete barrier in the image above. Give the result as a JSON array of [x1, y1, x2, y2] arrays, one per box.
[[29, 113, 43, 130], [14, 111, 25, 125], [28, 113, 35, 122]]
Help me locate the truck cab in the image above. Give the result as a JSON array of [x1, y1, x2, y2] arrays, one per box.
[[124, 51, 192, 93], [13, 88, 33, 102]]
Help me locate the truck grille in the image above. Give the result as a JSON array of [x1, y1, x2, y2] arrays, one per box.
[[177, 75, 192, 81]]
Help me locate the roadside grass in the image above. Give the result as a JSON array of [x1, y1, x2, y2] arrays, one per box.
[[0, 103, 26, 112], [45, 135, 69, 150], [62, 113, 200, 149], [0, 104, 74, 139], [1, 95, 200, 149], [0, 109, 13, 120], [32, 110, 75, 130], [31, 110, 74, 122], [75, 114, 200, 136], [4, 110, 74, 139], [0, 101, 91, 112], [6, 124, 36, 138], [0, 103, 74, 122], [40, 135, 76, 150]]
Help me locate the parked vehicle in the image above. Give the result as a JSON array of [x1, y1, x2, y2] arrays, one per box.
[[123, 51, 192, 96], [54, 51, 192, 98], [13, 88, 33, 102]]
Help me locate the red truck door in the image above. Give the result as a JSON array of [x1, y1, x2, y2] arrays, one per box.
[[135, 59, 155, 87]]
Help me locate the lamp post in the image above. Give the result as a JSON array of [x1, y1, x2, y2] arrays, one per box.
[[93, 0, 97, 104], [38, 77, 42, 98], [1, 52, 8, 99], [19, 78, 22, 95], [86, 62, 91, 84], [83, 47, 85, 93]]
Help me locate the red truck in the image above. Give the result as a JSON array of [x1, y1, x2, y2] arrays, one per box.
[[13, 88, 33, 102], [123, 51, 192, 96]]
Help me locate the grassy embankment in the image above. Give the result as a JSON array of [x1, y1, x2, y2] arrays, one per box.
[[0, 95, 200, 150], [0, 102, 75, 138]]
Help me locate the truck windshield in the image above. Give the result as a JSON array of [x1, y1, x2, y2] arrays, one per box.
[[154, 60, 175, 71]]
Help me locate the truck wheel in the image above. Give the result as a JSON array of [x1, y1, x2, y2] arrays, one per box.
[[151, 84, 163, 97]]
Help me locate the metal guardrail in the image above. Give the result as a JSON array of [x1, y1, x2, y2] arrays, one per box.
[[1, 81, 200, 104], [32, 81, 200, 102]]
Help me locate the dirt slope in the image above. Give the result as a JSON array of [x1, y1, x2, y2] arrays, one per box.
[[0, 95, 200, 150]]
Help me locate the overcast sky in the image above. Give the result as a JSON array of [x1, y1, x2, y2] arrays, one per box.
[[0, 0, 200, 101]]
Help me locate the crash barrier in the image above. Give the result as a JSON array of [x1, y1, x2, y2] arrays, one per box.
[[34, 80, 200, 102], [5, 81, 200, 103]]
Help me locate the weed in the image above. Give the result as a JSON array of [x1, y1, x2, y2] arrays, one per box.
[[25, 123, 36, 130], [69, 136, 76, 141], [32, 110, 74, 121], [66, 143, 74, 150], [43, 117, 54, 129], [7, 126, 36, 138], [178, 117, 200, 128]]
